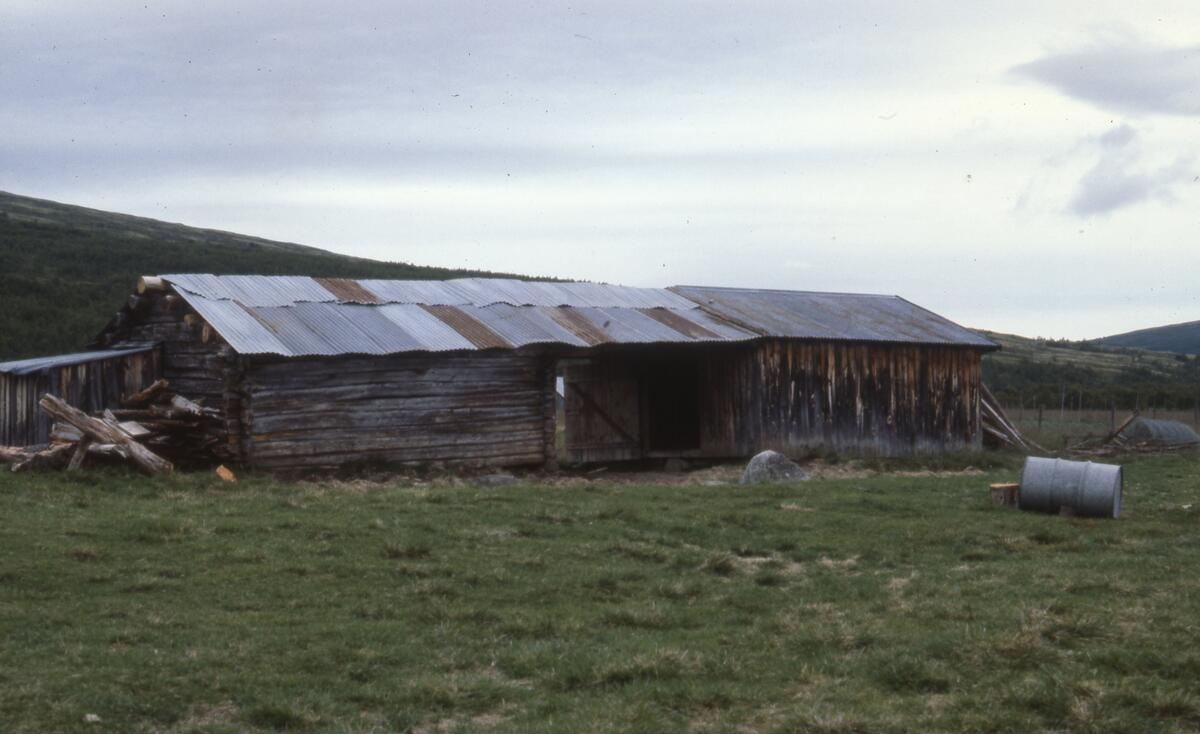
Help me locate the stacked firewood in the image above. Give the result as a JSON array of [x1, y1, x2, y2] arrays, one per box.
[[0, 380, 226, 475]]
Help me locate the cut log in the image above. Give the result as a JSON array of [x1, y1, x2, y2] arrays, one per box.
[[68, 439, 93, 471], [169, 394, 207, 416], [1, 446, 32, 464], [12, 443, 75, 473], [38, 394, 173, 475], [137, 276, 166, 294], [121, 379, 170, 408], [88, 443, 129, 460]]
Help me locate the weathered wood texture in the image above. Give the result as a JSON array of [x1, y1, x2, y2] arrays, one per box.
[[241, 352, 556, 471], [101, 291, 243, 461], [0, 350, 161, 446], [120, 294, 227, 405], [564, 340, 983, 462], [563, 360, 642, 463]]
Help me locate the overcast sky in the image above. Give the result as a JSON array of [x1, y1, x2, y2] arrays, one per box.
[[3, 1, 1198, 339]]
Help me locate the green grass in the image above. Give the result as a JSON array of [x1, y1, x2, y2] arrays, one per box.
[[3, 454, 1200, 732]]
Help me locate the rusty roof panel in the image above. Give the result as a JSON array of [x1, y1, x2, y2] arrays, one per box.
[[546, 308, 613, 346], [314, 277, 383, 304], [420, 305, 511, 349], [468, 304, 592, 348], [670, 286, 997, 348], [637, 308, 722, 339]]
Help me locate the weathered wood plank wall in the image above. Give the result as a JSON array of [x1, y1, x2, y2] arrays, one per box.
[[241, 352, 555, 471], [697, 340, 981, 456], [564, 339, 983, 461], [0, 350, 161, 446]]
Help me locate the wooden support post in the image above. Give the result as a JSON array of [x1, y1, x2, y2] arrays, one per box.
[[1038, 404, 1043, 430]]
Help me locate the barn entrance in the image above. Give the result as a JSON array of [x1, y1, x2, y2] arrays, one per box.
[[560, 349, 703, 464], [643, 355, 700, 453]]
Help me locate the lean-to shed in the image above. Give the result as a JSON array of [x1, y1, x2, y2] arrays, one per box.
[[0, 345, 161, 446], [77, 275, 996, 471]]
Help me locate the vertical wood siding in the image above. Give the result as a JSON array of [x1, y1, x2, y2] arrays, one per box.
[[563, 340, 983, 461], [241, 351, 556, 472], [0, 350, 161, 446], [697, 340, 982, 456]]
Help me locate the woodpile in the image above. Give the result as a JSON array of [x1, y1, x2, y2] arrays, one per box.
[[0, 380, 227, 475]]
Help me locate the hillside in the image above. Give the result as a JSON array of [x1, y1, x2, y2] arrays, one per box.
[[1094, 321, 1200, 355], [980, 330, 1198, 411], [0, 191, 519, 360]]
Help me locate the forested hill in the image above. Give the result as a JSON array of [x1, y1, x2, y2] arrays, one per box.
[[0, 191, 517, 360], [981, 331, 1200, 412], [1094, 320, 1200, 355]]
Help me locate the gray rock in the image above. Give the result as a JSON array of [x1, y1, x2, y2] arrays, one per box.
[[470, 473, 520, 488], [663, 458, 689, 473], [740, 450, 808, 484]]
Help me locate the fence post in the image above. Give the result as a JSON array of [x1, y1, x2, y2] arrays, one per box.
[[1038, 404, 1043, 431]]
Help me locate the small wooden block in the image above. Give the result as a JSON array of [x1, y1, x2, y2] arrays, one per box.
[[989, 483, 1020, 507]]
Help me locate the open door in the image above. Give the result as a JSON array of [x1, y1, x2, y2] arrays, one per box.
[[643, 355, 701, 453]]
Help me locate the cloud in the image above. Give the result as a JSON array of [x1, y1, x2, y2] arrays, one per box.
[[1069, 128, 1192, 216], [1014, 40, 1200, 116], [1098, 123, 1136, 148]]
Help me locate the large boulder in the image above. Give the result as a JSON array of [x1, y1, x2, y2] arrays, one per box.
[[740, 450, 808, 484]]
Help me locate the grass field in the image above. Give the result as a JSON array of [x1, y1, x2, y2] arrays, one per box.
[[3, 453, 1200, 733]]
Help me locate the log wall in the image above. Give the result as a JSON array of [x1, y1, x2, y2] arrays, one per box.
[[241, 351, 556, 472], [122, 296, 227, 405]]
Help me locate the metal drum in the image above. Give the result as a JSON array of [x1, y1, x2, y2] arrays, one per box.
[[1019, 457, 1122, 519]]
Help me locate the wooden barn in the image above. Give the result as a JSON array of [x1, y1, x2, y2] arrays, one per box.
[[5, 274, 997, 471]]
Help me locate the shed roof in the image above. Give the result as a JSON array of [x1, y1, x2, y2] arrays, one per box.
[[669, 286, 998, 348], [0, 344, 157, 377], [154, 274, 995, 357]]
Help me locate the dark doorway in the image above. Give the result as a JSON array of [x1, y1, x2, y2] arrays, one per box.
[[644, 355, 701, 451]]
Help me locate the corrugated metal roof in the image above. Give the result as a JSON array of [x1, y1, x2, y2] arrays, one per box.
[[669, 285, 998, 349], [164, 274, 698, 309], [153, 274, 995, 357], [0, 344, 157, 376]]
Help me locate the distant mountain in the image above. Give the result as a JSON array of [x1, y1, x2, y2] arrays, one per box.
[[1093, 321, 1200, 356], [0, 191, 521, 360]]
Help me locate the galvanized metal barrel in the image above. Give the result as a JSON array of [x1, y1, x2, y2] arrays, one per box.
[[1019, 457, 1122, 519]]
